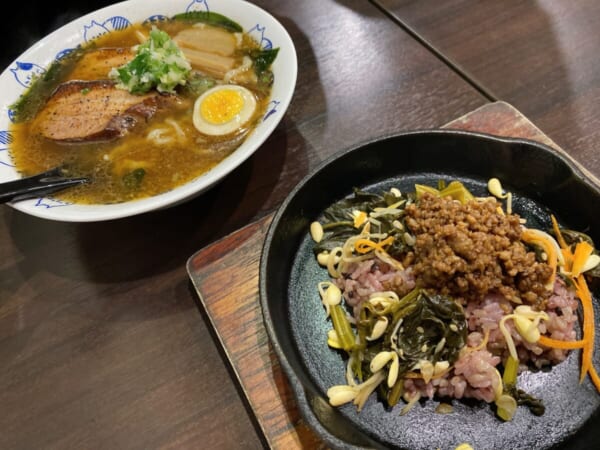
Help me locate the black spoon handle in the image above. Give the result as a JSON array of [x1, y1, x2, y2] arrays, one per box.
[[0, 167, 89, 204]]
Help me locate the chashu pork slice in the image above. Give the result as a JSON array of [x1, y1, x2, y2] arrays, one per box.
[[33, 80, 183, 143], [67, 47, 135, 80]]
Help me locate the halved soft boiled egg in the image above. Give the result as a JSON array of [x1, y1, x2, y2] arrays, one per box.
[[192, 84, 257, 136]]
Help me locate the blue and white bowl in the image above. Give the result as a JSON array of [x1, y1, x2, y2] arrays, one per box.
[[0, 0, 297, 221]]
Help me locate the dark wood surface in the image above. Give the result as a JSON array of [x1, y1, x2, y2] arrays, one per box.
[[0, 1, 488, 449], [187, 101, 572, 449], [4, 0, 600, 448], [374, 0, 600, 179]]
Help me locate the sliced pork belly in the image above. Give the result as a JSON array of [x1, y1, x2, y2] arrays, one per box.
[[67, 47, 135, 80], [33, 80, 182, 143]]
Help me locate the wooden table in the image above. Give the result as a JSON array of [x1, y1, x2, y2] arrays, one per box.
[[0, 1, 598, 449], [374, 0, 600, 178]]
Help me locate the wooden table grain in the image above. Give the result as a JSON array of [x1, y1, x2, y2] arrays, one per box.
[[374, 0, 600, 180], [0, 1, 488, 449]]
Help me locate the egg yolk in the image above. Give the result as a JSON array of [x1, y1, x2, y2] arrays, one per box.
[[200, 89, 245, 125]]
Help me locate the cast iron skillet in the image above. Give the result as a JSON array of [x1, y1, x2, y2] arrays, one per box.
[[259, 130, 600, 450]]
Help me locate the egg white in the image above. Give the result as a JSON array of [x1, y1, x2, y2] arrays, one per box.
[[192, 84, 257, 136]]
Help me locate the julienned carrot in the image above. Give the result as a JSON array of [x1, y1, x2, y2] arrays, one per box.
[[575, 276, 595, 383], [561, 248, 574, 270], [550, 214, 575, 273], [589, 365, 600, 392], [571, 241, 594, 277], [537, 334, 586, 350], [550, 214, 569, 250], [545, 217, 598, 391], [354, 236, 394, 254]]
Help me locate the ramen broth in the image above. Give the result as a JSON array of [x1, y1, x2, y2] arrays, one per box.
[[9, 19, 272, 204]]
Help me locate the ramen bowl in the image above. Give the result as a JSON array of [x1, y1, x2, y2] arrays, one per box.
[[0, 0, 297, 222]]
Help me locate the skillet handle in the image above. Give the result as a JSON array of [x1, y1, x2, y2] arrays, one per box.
[[0, 167, 88, 204]]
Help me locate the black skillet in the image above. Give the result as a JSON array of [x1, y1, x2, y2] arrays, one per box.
[[259, 130, 600, 450]]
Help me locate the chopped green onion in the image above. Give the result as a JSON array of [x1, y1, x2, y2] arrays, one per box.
[[122, 168, 146, 189], [110, 27, 191, 94]]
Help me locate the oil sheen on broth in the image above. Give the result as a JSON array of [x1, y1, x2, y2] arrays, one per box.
[[9, 18, 273, 204]]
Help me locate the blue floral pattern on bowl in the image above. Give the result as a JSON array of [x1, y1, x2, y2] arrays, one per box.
[[0, 130, 14, 168], [83, 16, 131, 42], [10, 62, 45, 88], [186, 0, 209, 12]]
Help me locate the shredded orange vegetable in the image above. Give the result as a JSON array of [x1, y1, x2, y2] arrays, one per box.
[[571, 241, 594, 277], [589, 364, 600, 392], [536, 223, 598, 390], [537, 335, 585, 350], [353, 211, 367, 228], [354, 236, 394, 254], [561, 248, 574, 270], [550, 214, 569, 250], [575, 275, 595, 383]]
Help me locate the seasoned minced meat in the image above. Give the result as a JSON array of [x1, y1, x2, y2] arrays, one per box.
[[404, 193, 552, 305]]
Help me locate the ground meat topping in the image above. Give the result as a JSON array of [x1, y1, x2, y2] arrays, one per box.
[[404, 193, 552, 304]]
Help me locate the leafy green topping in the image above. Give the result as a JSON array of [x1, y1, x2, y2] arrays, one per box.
[[9, 47, 85, 122], [122, 168, 146, 189], [388, 290, 467, 368], [250, 48, 279, 75], [501, 356, 545, 416], [356, 289, 467, 406], [180, 72, 216, 97], [109, 27, 191, 94], [513, 388, 545, 416], [314, 188, 413, 256], [249, 48, 279, 89], [552, 228, 600, 279], [171, 11, 243, 32]]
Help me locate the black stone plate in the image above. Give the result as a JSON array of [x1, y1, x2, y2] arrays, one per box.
[[259, 130, 600, 450]]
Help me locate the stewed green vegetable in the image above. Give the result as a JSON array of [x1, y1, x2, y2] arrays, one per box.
[[355, 289, 468, 406]]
